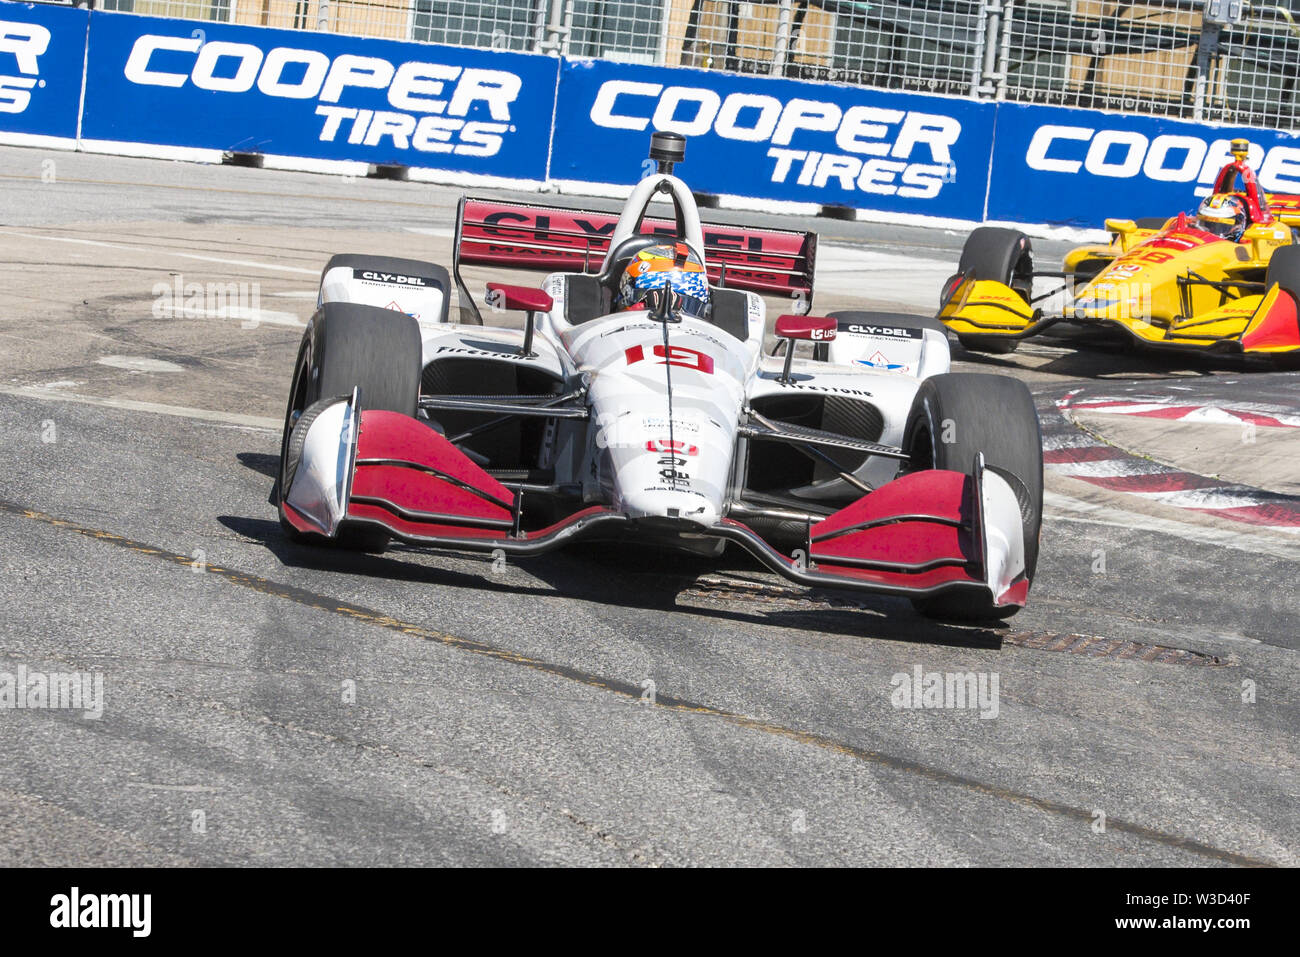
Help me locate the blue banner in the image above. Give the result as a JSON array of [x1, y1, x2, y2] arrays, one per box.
[[550, 58, 997, 222], [79, 11, 559, 179], [0, 1, 88, 140], [987, 102, 1300, 228]]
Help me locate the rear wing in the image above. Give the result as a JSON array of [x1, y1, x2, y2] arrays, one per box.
[[1266, 193, 1300, 228], [452, 196, 817, 323]]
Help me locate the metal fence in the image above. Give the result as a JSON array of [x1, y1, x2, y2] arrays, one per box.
[[46, 0, 1300, 129]]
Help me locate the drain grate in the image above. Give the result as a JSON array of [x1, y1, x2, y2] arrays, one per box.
[[682, 576, 1231, 666], [1002, 631, 1229, 665]]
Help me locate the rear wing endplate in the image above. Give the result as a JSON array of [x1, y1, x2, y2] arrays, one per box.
[[452, 196, 817, 323]]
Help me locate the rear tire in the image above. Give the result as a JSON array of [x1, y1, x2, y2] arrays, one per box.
[[1266, 244, 1300, 294], [902, 373, 1043, 622], [952, 227, 1033, 355], [278, 302, 422, 551]]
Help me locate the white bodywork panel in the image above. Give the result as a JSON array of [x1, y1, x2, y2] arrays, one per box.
[[282, 392, 358, 537], [828, 321, 949, 380], [979, 465, 1028, 599], [320, 265, 449, 339]]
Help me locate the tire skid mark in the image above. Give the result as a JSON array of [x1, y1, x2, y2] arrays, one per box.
[[0, 497, 1275, 868]]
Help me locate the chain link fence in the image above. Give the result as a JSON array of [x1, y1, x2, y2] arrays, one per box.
[[41, 0, 1300, 129]]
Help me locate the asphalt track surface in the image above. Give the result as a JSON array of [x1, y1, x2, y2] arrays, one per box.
[[0, 147, 1296, 866]]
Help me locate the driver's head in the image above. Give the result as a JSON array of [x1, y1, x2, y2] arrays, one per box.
[[616, 242, 710, 320], [1197, 193, 1247, 242]]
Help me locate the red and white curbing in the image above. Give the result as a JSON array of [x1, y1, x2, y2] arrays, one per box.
[[1047, 389, 1300, 533], [1066, 396, 1300, 429]]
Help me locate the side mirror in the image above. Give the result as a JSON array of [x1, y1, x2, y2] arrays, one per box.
[[1104, 218, 1139, 252], [774, 314, 837, 383], [486, 283, 553, 357], [776, 314, 837, 341]]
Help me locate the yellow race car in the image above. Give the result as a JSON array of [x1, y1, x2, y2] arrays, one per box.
[[938, 140, 1300, 362]]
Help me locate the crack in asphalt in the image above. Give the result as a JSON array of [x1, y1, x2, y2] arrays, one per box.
[[0, 497, 1278, 868]]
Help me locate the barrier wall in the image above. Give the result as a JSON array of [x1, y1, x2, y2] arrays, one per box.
[[550, 58, 996, 224], [78, 10, 559, 179], [986, 103, 1300, 227], [4, 1, 1300, 229], [0, 2, 88, 143]]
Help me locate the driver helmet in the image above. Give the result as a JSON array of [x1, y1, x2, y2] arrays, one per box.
[[1196, 193, 1247, 242], [616, 242, 711, 320]]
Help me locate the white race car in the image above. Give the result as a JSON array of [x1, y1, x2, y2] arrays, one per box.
[[277, 133, 1043, 621]]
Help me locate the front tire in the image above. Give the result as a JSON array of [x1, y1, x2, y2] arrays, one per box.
[[952, 227, 1034, 355], [902, 373, 1043, 621], [278, 302, 422, 551]]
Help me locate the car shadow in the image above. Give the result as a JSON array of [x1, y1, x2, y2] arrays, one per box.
[[950, 328, 1277, 378], [217, 514, 1006, 652]]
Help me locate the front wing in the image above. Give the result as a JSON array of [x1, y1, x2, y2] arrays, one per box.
[[280, 393, 1029, 610]]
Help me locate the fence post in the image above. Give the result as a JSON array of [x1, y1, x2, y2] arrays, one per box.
[[657, 0, 675, 65], [979, 1, 1003, 99], [771, 0, 795, 76], [537, 0, 568, 54], [316, 0, 329, 31], [996, 0, 1013, 100]]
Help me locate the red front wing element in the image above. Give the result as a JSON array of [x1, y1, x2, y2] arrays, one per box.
[[806, 470, 994, 595], [348, 410, 516, 540], [310, 411, 1020, 608]]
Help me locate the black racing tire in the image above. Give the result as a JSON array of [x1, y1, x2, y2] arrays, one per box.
[[278, 302, 422, 551], [958, 227, 1034, 298], [902, 373, 1043, 622], [952, 227, 1034, 355], [1134, 217, 1170, 230], [1266, 244, 1300, 295]]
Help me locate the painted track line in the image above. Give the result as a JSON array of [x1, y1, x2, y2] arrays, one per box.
[[2, 229, 319, 276], [0, 385, 279, 431]]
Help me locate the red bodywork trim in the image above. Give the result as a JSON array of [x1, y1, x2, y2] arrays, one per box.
[[457, 197, 816, 299], [357, 411, 514, 507], [802, 469, 1003, 598], [1212, 160, 1273, 225], [775, 314, 837, 341], [485, 282, 554, 313], [811, 470, 967, 540], [1241, 288, 1300, 352]]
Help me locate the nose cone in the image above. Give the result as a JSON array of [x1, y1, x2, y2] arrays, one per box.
[[618, 485, 721, 527]]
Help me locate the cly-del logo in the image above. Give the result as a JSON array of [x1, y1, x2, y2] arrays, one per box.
[[0, 20, 50, 114], [123, 35, 523, 156], [355, 269, 427, 286], [590, 80, 962, 200]]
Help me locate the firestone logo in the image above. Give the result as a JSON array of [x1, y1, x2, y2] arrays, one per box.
[[0, 20, 50, 114], [123, 35, 522, 156], [1025, 125, 1300, 193], [590, 80, 961, 200]]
